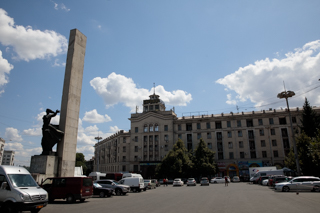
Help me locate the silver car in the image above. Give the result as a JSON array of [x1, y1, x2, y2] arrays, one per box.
[[95, 179, 130, 195], [274, 176, 320, 192]]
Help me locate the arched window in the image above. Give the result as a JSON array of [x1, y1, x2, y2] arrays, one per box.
[[154, 123, 159, 132], [149, 124, 153, 132], [144, 124, 148, 132]]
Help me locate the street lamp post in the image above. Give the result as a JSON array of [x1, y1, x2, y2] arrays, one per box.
[[95, 136, 102, 172], [277, 90, 301, 175]]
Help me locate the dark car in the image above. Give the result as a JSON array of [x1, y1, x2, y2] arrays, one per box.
[[272, 176, 290, 187], [95, 179, 130, 195], [93, 183, 114, 198]]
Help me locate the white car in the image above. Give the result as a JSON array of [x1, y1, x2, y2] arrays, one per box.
[[274, 176, 320, 192], [186, 178, 197, 186], [232, 176, 240, 182], [210, 177, 225, 184], [262, 179, 269, 186], [173, 178, 184, 186]]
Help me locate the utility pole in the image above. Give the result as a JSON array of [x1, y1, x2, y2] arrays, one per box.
[[277, 90, 300, 175]]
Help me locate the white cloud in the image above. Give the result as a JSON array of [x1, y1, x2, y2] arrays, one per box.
[[52, 58, 66, 67], [0, 50, 14, 95], [0, 8, 68, 62], [5, 127, 23, 142], [216, 40, 320, 109], [51, 1, 70, 12], [23, 128, 41, 136], [90, 72, 192, 112], [109, 126, 120, 133], [82, 109, 112, 123]]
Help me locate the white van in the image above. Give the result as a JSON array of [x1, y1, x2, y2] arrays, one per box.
[[118, 177, 145, 192], [0, 165, 48, 213], [122, 173, 142, 178]]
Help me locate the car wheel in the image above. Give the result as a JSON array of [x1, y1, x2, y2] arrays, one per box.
[[115, 189, 122, 196], [66, 194, 75, 203], [313, 186, 320, 192], [99, 191, 105, 198], [282, 186, 290, 192], [80, 199, 85, 203], [214, 181, 217, 184], [132, 188, 137, 192]]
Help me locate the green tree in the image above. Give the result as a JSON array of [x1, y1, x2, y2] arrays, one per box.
[[75, 153, 87, 174], [309, 130, 320, 177], [285, 132, 315, 176], [155, 139, 193, 178], [192, 138, 216, 177], [300, 98, 320, 138]]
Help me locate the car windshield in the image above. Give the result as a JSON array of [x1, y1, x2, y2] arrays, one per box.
[[8, 174, 38, 187], [94, 183, 102, 188], [174, 179, 180, 181], [111, 181, 119, 185]]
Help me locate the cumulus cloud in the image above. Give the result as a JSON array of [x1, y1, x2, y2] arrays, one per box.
[[0, 8, 68, 61], [0, 50, 14, 95], [5, 127, 23, 142], [90, 72, 192, 112], [83, 109, 112, 123], [216, 40, 320, 109]]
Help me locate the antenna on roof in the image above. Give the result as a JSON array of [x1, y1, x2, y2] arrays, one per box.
[[153, 83, 156, 95]]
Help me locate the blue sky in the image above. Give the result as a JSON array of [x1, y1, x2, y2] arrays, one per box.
[[0, 0, 319, 166]]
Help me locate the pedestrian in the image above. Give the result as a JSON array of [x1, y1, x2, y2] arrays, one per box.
[[163, 178, 166, 187], [166, 178, 168, 186], [225, 176, 229, 186]]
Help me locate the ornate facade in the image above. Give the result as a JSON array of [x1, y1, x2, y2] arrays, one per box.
[[94, 93, 320, 179]]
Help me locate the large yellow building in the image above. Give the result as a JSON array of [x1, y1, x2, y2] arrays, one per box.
[[94, 93, 319, 179]]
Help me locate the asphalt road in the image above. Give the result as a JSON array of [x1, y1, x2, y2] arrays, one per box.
[[36, 182, 320, 213]]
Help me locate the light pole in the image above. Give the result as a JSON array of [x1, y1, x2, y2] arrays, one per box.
[[277, 90, 300, 175], [95, 136, 102, 172]]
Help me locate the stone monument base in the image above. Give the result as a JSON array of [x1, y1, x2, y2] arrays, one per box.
[[30, 155, 58, 184]]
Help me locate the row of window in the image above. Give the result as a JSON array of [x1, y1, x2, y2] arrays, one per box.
[[134, 124, 169, 133], [178, 117, 296, 131]]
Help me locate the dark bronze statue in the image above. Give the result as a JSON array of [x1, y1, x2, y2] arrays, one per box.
[[41, 109, 64, 155]]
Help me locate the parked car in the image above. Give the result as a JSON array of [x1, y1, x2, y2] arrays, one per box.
[[258, 176, 269, 185], [268, 175, 284, 187], [210, 177, 225, 184], [144, 179, 156, 189], [186, 178, 197, 186], [262, 179, 269, 186], [232, 176, 240, 182], [93, 183, 114, 198], [173, 178, 184, 186], [153, 179, 160, 187], [41, 177, 93, 203], [118, 177, 144, 192], [274, 176, 320, 192], [200, 177, 210, 186], [95, 179, 130, 195], [272, 176, 290, 187]]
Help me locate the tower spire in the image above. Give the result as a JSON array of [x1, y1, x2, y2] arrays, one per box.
[[153, 83, 155, 95]]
